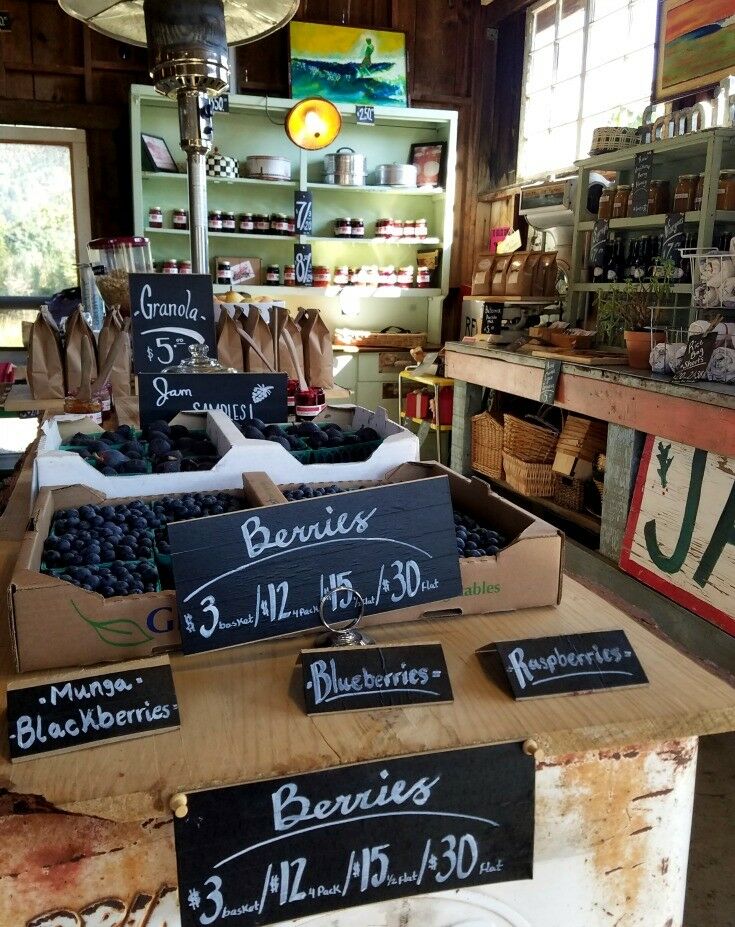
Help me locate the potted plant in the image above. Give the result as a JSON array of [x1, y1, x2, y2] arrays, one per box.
[[596, 261, 675, 369]]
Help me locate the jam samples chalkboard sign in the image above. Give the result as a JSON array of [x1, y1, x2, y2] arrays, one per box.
[[129, 273, 217, 374], [169, 477, 463, 655], [174, 743, 534, 927]]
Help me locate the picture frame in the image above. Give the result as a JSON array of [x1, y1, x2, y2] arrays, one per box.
[[141, 133, 179, 173], [409, 142, 447, 189], [653, 0, 735, 102], [289, 21, 408, 108]]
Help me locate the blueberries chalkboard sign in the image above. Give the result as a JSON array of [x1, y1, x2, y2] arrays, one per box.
[[539, 359, 562, 403], [294, 243, 313, 286], [485, 630, 647, 700], [137, 372, 287, 427], [129, 273, 217, 374], [631, 151, 654, 217], [6, 657, 179, 761], [174, 743, 534, 927], [481, 302, 503, 335], [169, 477, 463, 655], [294, 190, 313, 235], [301, 643, 453, 714], [673, 332, 717, 383], [662, 212, 685, 262]]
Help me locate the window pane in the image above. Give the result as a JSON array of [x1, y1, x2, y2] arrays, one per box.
[[527, 44, 555, 92], [552, 75, 582, 116], [519, 131, 553, 178], [583, 59, 629, 116], [587, 7, 630, 65], [0, 143, 77, 297], [547, 122, 579, 170], [533, 1, 557, 48], [579, 96, 650, 157], [591, 0, 627, 23], [556, 30, 584, 80], [559, 0, 585, 37], [523, 87, 554, 135], [629, 0, 658, 52]]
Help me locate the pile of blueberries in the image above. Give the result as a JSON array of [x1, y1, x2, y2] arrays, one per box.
[[454, 510, 506, 558], [240, 419, 380, 454], [282, 482, 360, 500], [63, 421, 219, 475], [152, 492, 245, 555]]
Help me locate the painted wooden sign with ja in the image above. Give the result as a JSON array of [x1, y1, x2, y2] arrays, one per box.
[[620, 435, 735, 636]]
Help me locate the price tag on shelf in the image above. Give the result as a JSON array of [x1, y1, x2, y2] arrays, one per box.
[[294, 190, 313, 235], [173, 743, 534, 927], [168, 476, 462, 655], [356, 104, 375, 125], [294, 243, 313, 286], [212, 94, 229, 113]]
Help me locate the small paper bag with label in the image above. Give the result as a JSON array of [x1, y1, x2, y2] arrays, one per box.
[[27, 308, 65, 399], [279, 314, 307, 385], [216, 307, 246, 372], [241, 303, 276, 373], [97, 308, 132, 397], [64, 307, 99, 394], [297, 307, 334, 387]]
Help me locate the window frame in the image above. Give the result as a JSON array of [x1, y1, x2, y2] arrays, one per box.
[[0, 125, 91, 307]]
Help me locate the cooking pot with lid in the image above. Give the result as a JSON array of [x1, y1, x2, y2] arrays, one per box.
[[323, 147, 366, 185], [375, 163, 418, 187]]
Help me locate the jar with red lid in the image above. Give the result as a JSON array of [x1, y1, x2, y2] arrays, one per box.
[[222, 211, 236, 233], [334, 265, 349, 286], [351, 218, 365, 237], [172, 208, 188, 230], [178, 259, 192, 274], [216, 260, 232, 285], [254, 213, 270, 234], [284, 264, 296, 285], [265, 264, 281, 285], [162, 258, 179, 274], [287, 216, 295, 235], [296, 386, 326, 421], [379, 265, 396, 287], [403, 220, 416, 240], [313, 265, 331, 287], [208, 210, 223, 232], [415, 218, 428, 240], [391, 220, 404, 239], [397, 265, 414, 287], [375, 219, 391, 238], [287, 378, 298, 411], [334, 217, 352, 238], [416, 266, 431, 288], [271, 213, 289, 235], [239, 212, 254, 233], [148, 206, 163, 229]]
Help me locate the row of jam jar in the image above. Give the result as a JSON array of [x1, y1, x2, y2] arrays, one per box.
[[161, 259, 192, 274], [262, 264, 432, 287], [333, 217, 429, 239], [598, 170, 735, 219], [211, 212, 295, 234]]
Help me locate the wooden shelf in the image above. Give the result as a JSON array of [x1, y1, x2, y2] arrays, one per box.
[[577, 210, 735, 232], [212, 284, 442, 298], [486, 475, 601, 535], [399, 371, 455, 387], [308, 236, 442, 246], [571, 282, 692, 294], [145, 227, 297, 242], [400, 412, 452, 431], [142, 171, 297, 189], [308, 182, 445, 198]]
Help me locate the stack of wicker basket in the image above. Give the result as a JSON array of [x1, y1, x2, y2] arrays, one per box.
[[552, 416, 608, 511], [501, 414, 559, 497], [471, 406, 504, 479]]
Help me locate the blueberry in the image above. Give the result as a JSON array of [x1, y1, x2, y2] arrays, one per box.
[[57, 538, 71, 553]]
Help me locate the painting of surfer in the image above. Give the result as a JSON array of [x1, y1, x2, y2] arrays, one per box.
[[656, 0, 735, 100], [290, 22, 408, 107]]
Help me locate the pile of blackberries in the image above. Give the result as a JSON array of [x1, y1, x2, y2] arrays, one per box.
[[454, 510, 506, 558], [143, 420, 218, 474], [240, 419, 380, 454]]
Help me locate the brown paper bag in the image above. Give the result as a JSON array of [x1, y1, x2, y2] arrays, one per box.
[[97, 309, 132, 397], [279, 315, 306, 383], [216, 310, 246, 372], [64, 307, 98, 394], [241, 304, 276, 373], [27, 308, 65, 399], [296, 308, 334, 388]]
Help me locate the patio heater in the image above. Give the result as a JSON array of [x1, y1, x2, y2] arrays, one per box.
[[58, 0, 299, 273]]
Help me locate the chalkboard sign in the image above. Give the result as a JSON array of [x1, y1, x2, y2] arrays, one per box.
[[137, 372, 288, 427], [488, 630, 647, 700], [294, 190, 313, 235], [174, 743, 534, 927], [631, 151, 654, 217], [673, 331, 717, 383], [356, 104, 375, 125], [0, 10, 11, 30], [662, 212, 685, 262], [481, 301, 503, 335], [301, 643, 453, 714], [539, 359, 562, 403], [212, 94, 229, 113], [129, 273, 217, 374], [169, 477, 463, 655], [294, 243, 313, 286], [6, 657, 179, 761], [589, 219, 609, 271]]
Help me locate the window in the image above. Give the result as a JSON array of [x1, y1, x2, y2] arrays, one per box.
[[518, 0, 658, 181]]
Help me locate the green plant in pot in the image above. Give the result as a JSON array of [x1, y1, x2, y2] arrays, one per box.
[[596, 260, 675, 369]]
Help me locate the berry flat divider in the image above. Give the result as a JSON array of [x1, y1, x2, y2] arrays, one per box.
[[168, 476, 463, 655]]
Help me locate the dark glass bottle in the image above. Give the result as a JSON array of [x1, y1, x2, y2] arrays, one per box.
[[606, 236, 625, 282], [624, 239, 637, 280], [592, 236, 609, 283]]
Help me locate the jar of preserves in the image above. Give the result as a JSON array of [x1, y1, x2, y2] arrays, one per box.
[[254, 213, 270, 234], [647, 179, 670, 215], [333, 265, 349, 286], [148, 206, 163, 229], [674, 174, 697, 213], [391, 220, 404, 238], [416, 266, 431, 288], [177, 259, 192, 274], [694, 173, 706, 211], [287, 215, 296, 235], [271, 213, 289, 235], [208, 210, 223, 232], [238, 212, 255, 233], [334, 217, 352, 238], [375, 218, 391, 238], [313, 265, 331, 287], [379, 265, 396, 287], [717, 170, 735, 210], [397, 265, 414, 287], [223, 211, 236, 233], [403, 219, 416, 239], [283, 264, 296, 285], [597, 184, 616, 219], [216, 260, 232, 285], [351, 218, 365, 238], [172, 208, 188, 230], [611, 185, 631, 219], [265, 264, 281, 284], [162, 259, 178, 274], [296, 386, 326, 421], [415, 218, 428, 240]]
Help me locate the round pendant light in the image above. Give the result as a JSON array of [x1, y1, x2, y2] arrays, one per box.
[[286, 97, 342, 150]]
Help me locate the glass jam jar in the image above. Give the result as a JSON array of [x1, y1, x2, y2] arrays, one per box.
[[416, 267, 431, 288], [239, 212, 254, 233], [148, 206, 163, 229], [283, 264, 295, 286], [208, 210, 223, 232], [611, 185, 630, 219], [287, 216, 296, 235], [216, 260, 232, 285], [403, 219, 416, 239], [397, 265, 414, 287], [415, 218, 428, 240], [172, 208, 188, 230], [162, 258, 178, 274], [222, 211, 236, 233], [177, 259, 192, 274], [717, 170, 735, 209], [647, 179, 670, 215], [375, 218, 391, 238], [351, 218, 365, 238], [265, 264, 280, 284], [334, 217, 352, 238], [597, 184, 616, 219], [254, 213, 270, 234], [333, 265, 349, 285], [694, 173, 706, 211], [379, 265, 396, 287], [313, 266, 331, 287], [674, 174, 697, 213], [296, 387, 326, 421], [271, 213, 289, 235], [391, 220, 404, 239]]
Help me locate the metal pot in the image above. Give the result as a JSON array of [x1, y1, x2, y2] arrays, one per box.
[[375, 163, 418, 187], [243, 155, 292, 181], [323, 147, 366, 185]]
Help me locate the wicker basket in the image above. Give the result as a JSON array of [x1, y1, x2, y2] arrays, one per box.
[[472, 410, 503, 479], [553, 474, 586, 511], [594, 478, 605, 500], [502, 452, 555, 497], [503, 414, 558, 464], [589, 126, 640, 156]]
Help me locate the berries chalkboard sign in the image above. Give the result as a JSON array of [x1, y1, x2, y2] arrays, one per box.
[[174, 743, 534, 927], [169, 476, 463, 655], [137, 372, 288, 427], [129, 273, 218, 374]]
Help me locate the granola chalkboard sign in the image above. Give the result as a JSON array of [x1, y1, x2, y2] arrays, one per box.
[[174, 743, 534, 926]]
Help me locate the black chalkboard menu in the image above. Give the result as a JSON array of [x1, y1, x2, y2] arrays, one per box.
[[294, 190, 313, 235], [169, 477, 463, 655], [6, 657, 179, 761], [539, 359, 562, 403], [481, 301, 503, 335], [129, 273, 218, 374], [662, 212, 685, 262], [137, 372, 288, 426], [174, 743, 534, 927], [294, 243, 313, 286], [589, 218, 609, 269], [673, 332, 717, 383], [631, 151, 654, 217]]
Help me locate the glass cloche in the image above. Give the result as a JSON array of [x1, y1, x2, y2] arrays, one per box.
[[163, 343, 237, 374]]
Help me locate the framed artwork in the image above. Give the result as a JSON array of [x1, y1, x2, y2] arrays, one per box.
[[654, 0, 735, 101], [409, 142, 447, 188], [141, 133, 178, 173], [289, 21, 407, 107]]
